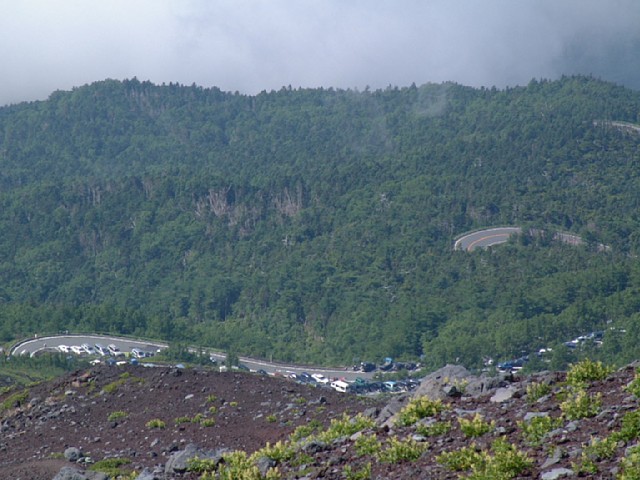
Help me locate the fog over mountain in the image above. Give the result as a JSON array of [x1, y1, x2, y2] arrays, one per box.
[[1, 0, 639, 106]]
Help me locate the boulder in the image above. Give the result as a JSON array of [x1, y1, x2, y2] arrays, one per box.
[[64, 447, 83, 462], [165, 443, 227, 475]]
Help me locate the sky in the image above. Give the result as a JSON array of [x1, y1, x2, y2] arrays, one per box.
[[1, 0, 639, 107]]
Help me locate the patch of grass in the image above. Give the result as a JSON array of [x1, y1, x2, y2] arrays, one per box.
[[145, 418, 166, 429], [0, 389, 29, 414], [107, 410, 129, 422], [229, 401, 238, 407], [200, 417, 216, 427], [89, 457, 132, 477], [174, 416, 192, 425], [266, 414, 277, 423], [206, 394, 217, 403]]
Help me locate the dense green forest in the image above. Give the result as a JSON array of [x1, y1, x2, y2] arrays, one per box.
[[1, 76, 640, 370]]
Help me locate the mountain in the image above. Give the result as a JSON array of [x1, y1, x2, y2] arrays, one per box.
[[1, 76, 640, 369]]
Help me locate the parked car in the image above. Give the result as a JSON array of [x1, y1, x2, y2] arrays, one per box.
[[330, 380, 349, 393], [108, 344, 123, 356], [57, 345, 70, 353], [94, 344, 108, 356], [131, 348, 145, 359], [70, 345, 84, 355], [311, 373, 329, 384], [81, 343, 95, 355]]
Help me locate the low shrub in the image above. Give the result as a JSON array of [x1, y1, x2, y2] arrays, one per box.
[[560, 389, 602, 420], [396, 396, 448, 427], [377, 436, 429, 463], [566, 359, 614, 387], [354, 434, 382, 456], [107, 410, 129, 422], [145, 418, 166, 429], [525, 382, 551, 404], [518, 415, 562, 446], [459, 413, 495, 438], [416, 420, 452, 437]]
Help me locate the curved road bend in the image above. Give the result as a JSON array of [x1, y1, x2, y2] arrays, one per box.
[[454, 227, 522, 252], [12, 334, 374, 382]]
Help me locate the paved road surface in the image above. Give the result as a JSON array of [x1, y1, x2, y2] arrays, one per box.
[[454, 227, 522, 251], [11, 334, 374, 381]]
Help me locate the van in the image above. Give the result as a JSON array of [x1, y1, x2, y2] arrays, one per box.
[[330, 380, 349, 393]]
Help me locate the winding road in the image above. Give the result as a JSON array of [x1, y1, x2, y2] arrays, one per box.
[[454, 227, 522, 251], [10, 334, 374, 382]]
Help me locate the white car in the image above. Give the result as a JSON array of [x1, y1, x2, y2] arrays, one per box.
[[312, 373, 329, 384], [57, 345, 70, 353], [108, 344, 123, 356], [82, 343, 95, 355], [70, 345, 84, 355], [94, 344, 108, 356]]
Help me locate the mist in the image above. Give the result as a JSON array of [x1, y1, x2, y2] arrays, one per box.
[[1, 0, 639, 106]]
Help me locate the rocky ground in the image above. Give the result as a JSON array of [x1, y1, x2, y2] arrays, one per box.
[[1, 361, 640, 479]]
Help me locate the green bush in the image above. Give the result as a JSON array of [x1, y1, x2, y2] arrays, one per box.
[[377, 436, 429, 463], [619, 445, 640, 480], [525, 382, 551, 404], [566, 359, 614, 387], [560, 389, 602, 420], [317, 413, 375, 443], [439, 439, 531, 479], [396, 396, 448, 427], [458, 413, 495, 438], [468, 438, 533, 480], [437, 444, 483, 471], [614, 410, 640, 442], [626, 373, 640, 398], [289, 419, 322, 442], [354, 434, 381, 456], [343, 462, 371, 480], [572, 436, 618, 475], [415, 420, 452, 437], [200, 418, 216, 427], [89, 457, 132, 477], [250, 440, 296, 463], [145, 418, 166, 429], [518, 415, 562, 446]]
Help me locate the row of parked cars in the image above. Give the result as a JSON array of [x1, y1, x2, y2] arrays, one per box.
[[57, 343, 155, 360], [497, 329, 607, 372], [353, 359, 420, 373]]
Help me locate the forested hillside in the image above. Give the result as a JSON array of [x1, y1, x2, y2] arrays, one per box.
[[1, 76, 640, 370]]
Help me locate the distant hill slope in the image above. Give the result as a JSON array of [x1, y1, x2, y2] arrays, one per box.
[[1, 76, 640, 369]]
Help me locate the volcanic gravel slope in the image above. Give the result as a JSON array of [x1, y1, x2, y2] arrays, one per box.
[[0, 365, 379, 479], [3, 362, 640, 479]]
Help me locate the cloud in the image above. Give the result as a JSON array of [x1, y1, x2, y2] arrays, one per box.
[[1, 0, 639, 106]]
